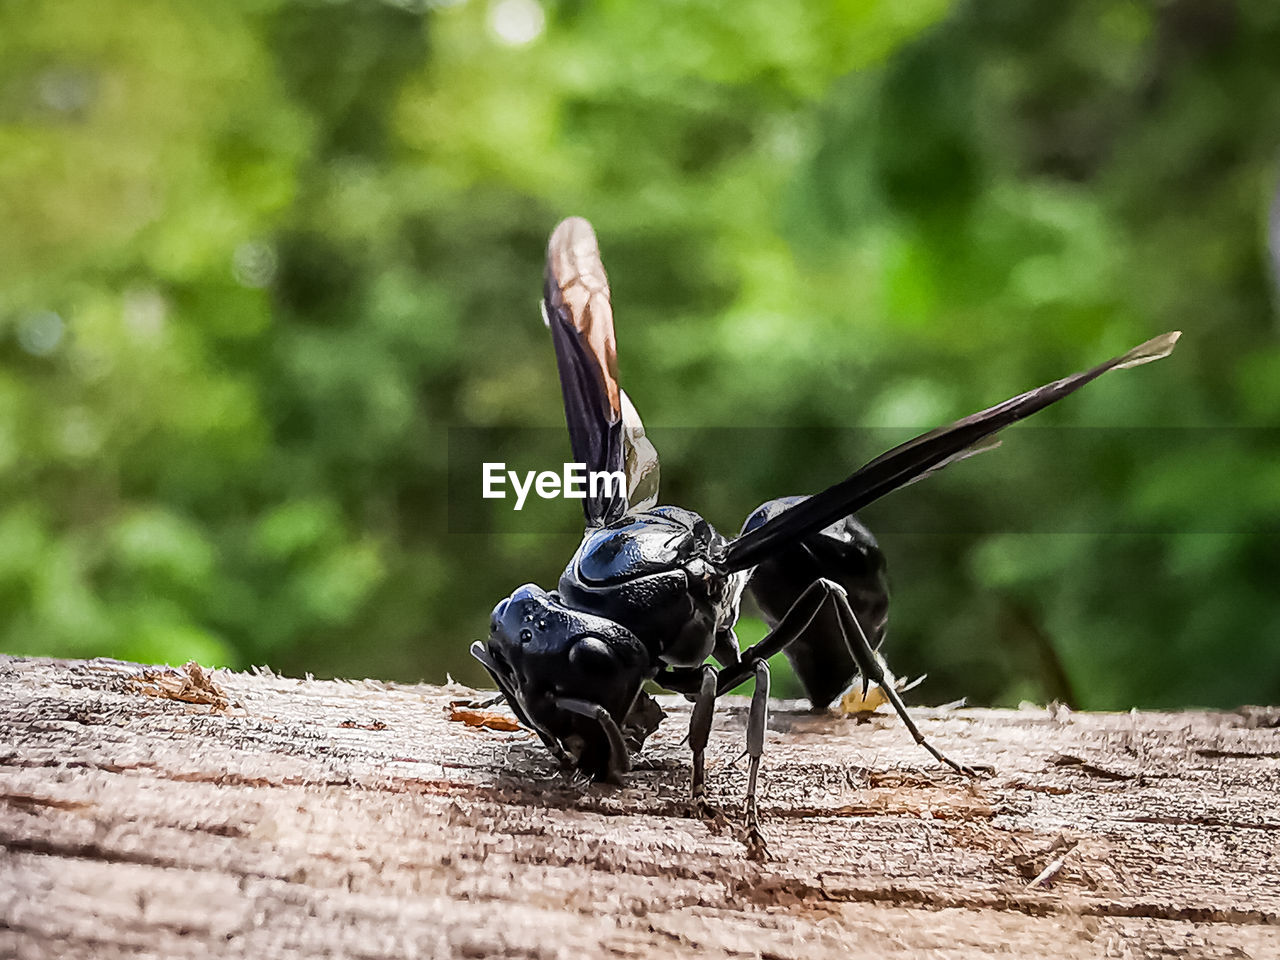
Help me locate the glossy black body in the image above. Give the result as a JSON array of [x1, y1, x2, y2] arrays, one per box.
[[479, 500, 886, 779], [560, 506, 745, 667]]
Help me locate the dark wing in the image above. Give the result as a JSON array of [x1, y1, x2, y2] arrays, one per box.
[[718, 331, 1181, 573], [543, 217, 625, 526], [543, 217, 659, 525]]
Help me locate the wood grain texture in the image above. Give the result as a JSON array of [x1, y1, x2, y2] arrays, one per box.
[[2, 655, 1278, 959]]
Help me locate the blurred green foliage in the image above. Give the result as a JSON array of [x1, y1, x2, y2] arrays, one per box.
[[3, 0, 1279, 708]]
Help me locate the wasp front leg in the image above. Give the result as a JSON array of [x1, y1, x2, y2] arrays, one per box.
[[742, 658, 771, 860], [657, 662, 728, 828], [687, 664, 728, 829], [664, 634, 781, 859]]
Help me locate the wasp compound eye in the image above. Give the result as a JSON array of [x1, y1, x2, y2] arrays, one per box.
[[568, 636, 615, 675]]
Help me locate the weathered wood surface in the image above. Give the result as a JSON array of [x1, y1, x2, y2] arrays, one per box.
[[2, 656, 1279, 959]]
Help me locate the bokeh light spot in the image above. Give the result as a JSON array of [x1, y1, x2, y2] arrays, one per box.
[[17, 312, 65, 357], [489, 0, 544, 47], [123, 288, 168, 342], [233, 241, 278, 289]]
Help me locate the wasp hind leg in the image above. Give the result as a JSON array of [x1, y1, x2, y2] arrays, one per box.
[[827, 586, 978, 777], [721, 578, 979, 778]]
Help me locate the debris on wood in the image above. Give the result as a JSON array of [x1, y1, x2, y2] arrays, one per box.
[[1049, 753, 1136, 781], [1047, 699, 1073, 723], [448, 702, 523, 732], [338, 718, 388, 731], [1011, 835, 1094, 892], [1026, 840, 1080, 889], [128, 660, 231, 712]]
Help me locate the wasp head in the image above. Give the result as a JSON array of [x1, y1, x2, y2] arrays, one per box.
[[471, 583, 651, 781]]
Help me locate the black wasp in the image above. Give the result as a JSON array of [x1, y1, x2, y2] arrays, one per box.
[[472, 217, 1179, 856]]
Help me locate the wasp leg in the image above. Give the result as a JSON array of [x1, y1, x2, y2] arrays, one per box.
[[687, 664, 727, 828], [742, 658, 771, 860], [724, 578, 978, 778], [828, 584, 979, 778], [714, 578, 833, 695], [556, 696, 631, 784]]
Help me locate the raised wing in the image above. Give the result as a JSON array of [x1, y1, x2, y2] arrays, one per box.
[[543, 218, 659, 526], [718, 331, 1181, 573]]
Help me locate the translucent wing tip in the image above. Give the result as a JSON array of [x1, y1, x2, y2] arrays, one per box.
[[620, 388, 661, 511], [1114, 330, 1181, 370]]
